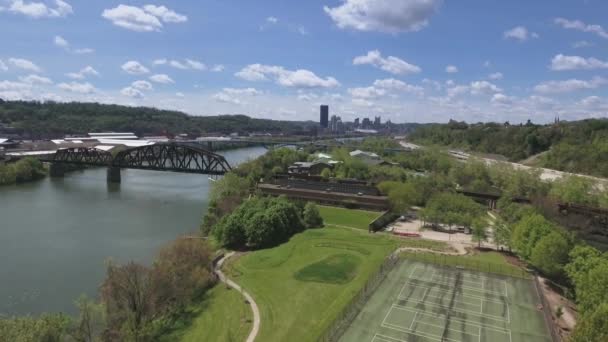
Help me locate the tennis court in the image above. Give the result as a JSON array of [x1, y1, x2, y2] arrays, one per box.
[[339, 260, 552, 342]]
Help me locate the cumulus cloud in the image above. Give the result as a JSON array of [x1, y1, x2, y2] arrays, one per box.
[[488, 72, 503, 80], [131, 80, 153, 90], [235, 64, 340, 88], [0, 60, 7, 71], [8, 58, 41, 72], [470, 80, 502, 95], [52, 35, 94, 54], [445, 65, 458, 73], [491, 93, 513, 105], [324, 0, 441, 34], [122, 60, 149, 75], [353, 50, 421, 75], [211, 64, 225, 72], [66, 66, 99, 79], [58, 81, 95, 94], [212, 92, 241, 105], [554, 18, 608, 39], [349, 78, 423, 99], [572, 40, 593, 48], [102, 4, 187, 32], [149, 74, 174, 84], [267, 16, 278, 24], [222, 87, 262, 96], [154, 58, 207, 71], [0, 80, 31, 90], [121, 86, 144, 98], [550, 54, 608, 71], [6, 0, 72, 18], [534, 77, 607, 94], [19, 74, 53, 84], [503, 26, 538, 41], [348, 86, 386, 99]]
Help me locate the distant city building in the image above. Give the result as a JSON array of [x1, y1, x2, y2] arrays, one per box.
[[354, 118, 360, 127], [374, 116, 381, 128], [362, 118, 371, 129], [320, 105, 329, 128], [329, 115, 344, 134]]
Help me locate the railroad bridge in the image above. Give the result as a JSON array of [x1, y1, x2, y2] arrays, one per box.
[[41, 143, 232, 183]]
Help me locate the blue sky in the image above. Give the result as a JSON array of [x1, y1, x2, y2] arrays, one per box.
[[1, 0, 607, 123]]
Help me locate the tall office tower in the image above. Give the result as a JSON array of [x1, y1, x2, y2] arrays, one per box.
[[320, 105, 329, 128]]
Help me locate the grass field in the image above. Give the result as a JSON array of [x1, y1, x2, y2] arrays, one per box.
[[158, 285, 252, 342], [319, 205, 383, 230], [339, 260, 551, 342], [224, 227, 398, 341]]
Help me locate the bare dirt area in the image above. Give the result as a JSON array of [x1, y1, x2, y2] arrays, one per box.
[[389, 220, 473, 255], [537, 275, 577, 341]]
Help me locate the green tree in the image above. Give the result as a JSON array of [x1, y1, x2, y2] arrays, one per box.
[[570, 303, 608, 342], [511, 213, 554, 259], [530, 231, 571, 277], [302, 202, 323, 228], [471, 218, 488, 248]]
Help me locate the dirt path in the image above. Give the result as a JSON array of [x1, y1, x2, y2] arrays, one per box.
[[215, 252, 260, 342]]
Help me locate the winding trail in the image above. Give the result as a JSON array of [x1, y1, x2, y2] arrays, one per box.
[[214, 252, 260, 342]]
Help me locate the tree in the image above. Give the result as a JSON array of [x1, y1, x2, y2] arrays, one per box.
[[69, 295, 105, 342], [571, 303, 608, 342], [565, 245, 603, 287], [0, 314, 70, 342], [492, 217, 513, 251], [471, 218, 488, 248], [320, 168, 331, 180], [550, 175, 597, 206], [530, 231, 571, 277], [571, 260, 608, 315], [303, 202, 323, 228], [100, 262, 155, 341], [511, 213, 554, 259]]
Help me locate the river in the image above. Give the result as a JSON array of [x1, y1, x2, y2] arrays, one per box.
[[0, 147, 267, 317]]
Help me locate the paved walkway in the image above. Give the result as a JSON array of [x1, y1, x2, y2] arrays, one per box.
[[215, 252, 260, 342]]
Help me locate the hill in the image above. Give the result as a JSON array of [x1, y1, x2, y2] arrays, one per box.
[[409, 119, 608, 178], [0, 100, 317, 138]]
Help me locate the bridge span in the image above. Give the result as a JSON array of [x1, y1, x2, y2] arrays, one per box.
[[40, 143, 232, 183]]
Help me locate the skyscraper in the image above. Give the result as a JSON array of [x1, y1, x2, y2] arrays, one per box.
[[320, 105, 329, 128]]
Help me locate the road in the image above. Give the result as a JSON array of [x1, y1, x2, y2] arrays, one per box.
[[215, 252, 261, 342]]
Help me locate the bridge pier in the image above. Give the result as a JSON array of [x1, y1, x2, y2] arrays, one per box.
[[49, 163, 65, 178], [107, 167, 121, 183]]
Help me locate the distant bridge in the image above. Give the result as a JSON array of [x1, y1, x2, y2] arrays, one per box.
[[41, 143, 232, 183]]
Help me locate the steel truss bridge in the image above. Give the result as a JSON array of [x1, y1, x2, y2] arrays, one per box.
[[41, 143, 232, 182]]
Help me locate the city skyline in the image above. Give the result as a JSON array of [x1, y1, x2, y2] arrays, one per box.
[[0, 0, 607, 123]]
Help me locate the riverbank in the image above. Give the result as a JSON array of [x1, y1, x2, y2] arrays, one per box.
[[0, 157, 46, 186]]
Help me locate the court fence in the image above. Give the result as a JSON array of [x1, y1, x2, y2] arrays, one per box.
[[317, 250, 402, 342], [401, 251, 532, 280], [533, 276, 561, 342]]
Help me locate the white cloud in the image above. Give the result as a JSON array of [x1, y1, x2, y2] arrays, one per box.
[[0, 80, 31, 91], [572, 40, 593, 48], [175, 92, 185, 98], [66, 66, 99, 79], [121, 86, 144, 98], [352, 98, 373, 107], [149, 74, 174, 84], [445, 65, 458, 73], [222, 87, 262, 96], [550, 54, 608, 71], [470, 80, 502, 95], [131, 80, 153, 91], [0, 60, 7, 71], [153, 59, 167, 65], [348, 86, 386, 99], [212, 92, 241, 105], [235, 64, 340, 88], [353, 50, 421, 75], [185, 59, 206, 71], [54, 35, 68, 47], [122, 60, 149, 75], [491, 93, 513, 105], [446, 85, 469, 98], [373, 78, 423, 94], [211, 64, 225, 72], [488, 72, 503, 80], [534, 77, 607, 94], [142, 5, 187, 23], [58, 81, 95, 94], [324, 0, 441, 33], [554, 18, 608, 39], [74, 48, 94, 54], [102, 4, 187, 32], [19, 74, 53, 84], [503, 26, 538, 41], [8, 58, 41, 72], [7, 0, 72, 19], [266, 16, 278, 24]]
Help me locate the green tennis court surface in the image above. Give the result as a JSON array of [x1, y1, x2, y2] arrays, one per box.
[[339, 260, 552, 342]]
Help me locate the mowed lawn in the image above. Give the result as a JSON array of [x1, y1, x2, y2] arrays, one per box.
[[224, 227, 398, 342], [319, 205, 383, 230], [158, 285, 252, 342]]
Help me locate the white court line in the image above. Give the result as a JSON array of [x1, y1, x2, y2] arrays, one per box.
[[401, 291, 483, 309], [382, 322, 455, 342], [405, 318, 481, 338], [430, 273, 485, 288], [406, 278, 507, 298], [391, 305, 512, 334], [504, 281, 509, 298], [480, 299, 483, 314], [372, 333, 407, 342], [403, 282, 507, 304], [394, 298, 510, 324], [409, 311, 418, 330]]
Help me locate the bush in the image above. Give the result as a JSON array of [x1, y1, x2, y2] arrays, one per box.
[[303, 202, 324, 228]]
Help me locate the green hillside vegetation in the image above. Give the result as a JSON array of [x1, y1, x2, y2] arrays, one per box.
[[409, 119, 608, 178]]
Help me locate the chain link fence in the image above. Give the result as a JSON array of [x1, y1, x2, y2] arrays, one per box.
[[534, 276, 562, 342], [317, 251, 401, 342]]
